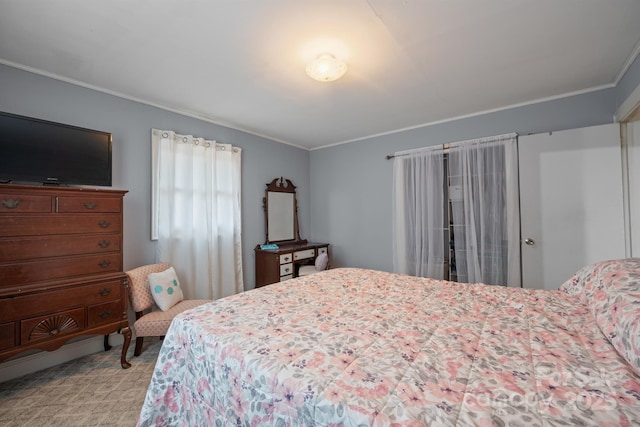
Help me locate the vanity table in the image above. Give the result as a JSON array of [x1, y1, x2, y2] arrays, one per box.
[[254, 177, 329, 287], [254, 242, 329, 287]]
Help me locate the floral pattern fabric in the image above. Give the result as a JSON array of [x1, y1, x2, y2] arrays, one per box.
[[560, 258, 640, 376], [138, 268, 640, 426]]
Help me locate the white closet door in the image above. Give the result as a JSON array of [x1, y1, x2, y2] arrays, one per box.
[[519, 123, 625, 290]]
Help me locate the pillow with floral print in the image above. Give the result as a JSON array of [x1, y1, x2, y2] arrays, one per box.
[[562, 258, 640, 375], [559, 265, 592, 304], [148, 266, 184, 311]]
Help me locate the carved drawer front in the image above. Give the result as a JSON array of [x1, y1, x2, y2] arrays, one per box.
[[0, 322, 15, 351], [0, 254, 122, 286], [20, 308, 85, 344], [57, 197, 121, 213], [0, 234, 121, 262], [0, 194, 51, 213], [280, 253, 292, 264], [294, 249, 315, 260], [0, 214, 121, 237], [280, 263, 293, 276], [87, 300, 123, 327]]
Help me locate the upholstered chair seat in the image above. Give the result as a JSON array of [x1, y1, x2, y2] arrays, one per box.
[[124, 263, 210, 356], [298, 253, 329, 277]]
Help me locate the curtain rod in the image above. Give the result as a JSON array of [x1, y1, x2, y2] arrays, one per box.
[[385, 132, 517, 160], [386, 143, 450, 160], [386, 143, 449, 160]]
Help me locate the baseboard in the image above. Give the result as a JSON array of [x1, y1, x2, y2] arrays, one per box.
[[0, 333, 124, 383]]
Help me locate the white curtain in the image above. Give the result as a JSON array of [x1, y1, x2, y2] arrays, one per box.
[[151, 129, 244, 300], [448, 134, 520, 286], [393, 147, 446, 278]]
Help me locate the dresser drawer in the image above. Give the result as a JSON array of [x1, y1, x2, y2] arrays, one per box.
[[80, 280, 123, 305], [57, 197, 121, 213], [280, 263, 293, 276], [0, 322, 15, 351], [0, 234, 121, 262], [0, 279, 123, 321], [0, 254, 122, 286], [20, 308, 85, 344], [0, 194, 52, 213], [0, 214, 121, 237], [294, 249, 315, 260], [88, 300, 123, 327], [280, 253, 292, 264], [318, 247, 328, 255]]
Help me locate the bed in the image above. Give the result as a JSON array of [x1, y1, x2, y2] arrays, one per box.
[[137, 259, 640, 426]]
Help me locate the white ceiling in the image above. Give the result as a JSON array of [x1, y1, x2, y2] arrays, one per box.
[[1, 1, 640, 150]]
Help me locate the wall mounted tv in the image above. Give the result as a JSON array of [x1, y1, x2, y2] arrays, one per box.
[[0, 111, 112, 187]]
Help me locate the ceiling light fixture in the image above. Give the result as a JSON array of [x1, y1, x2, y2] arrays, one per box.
[[305, 53, 347, 82]]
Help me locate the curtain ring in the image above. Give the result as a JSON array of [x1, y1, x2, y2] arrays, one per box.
[[162, 132, 169, 138], [220, 145, 226, 151], [204, 142, 211, 148], [194, 139, 200, 145], [182, 136, 188, 143]]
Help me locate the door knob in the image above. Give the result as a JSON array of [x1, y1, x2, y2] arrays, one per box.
[[524, 238, 535, 246]]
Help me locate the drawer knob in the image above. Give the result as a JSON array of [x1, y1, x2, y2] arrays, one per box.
[[98, 220, 111, 228], [99, 287, 112, 296], [98, 260, 111, 268], [1, 199, 20, 209], [97, 240, 111, 248], [98, 310, 112, 319], [84, 202, 98, 209]]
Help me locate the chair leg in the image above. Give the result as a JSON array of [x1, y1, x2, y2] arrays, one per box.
[[120, 327, 132, 369], [134, 336, 144, 356]]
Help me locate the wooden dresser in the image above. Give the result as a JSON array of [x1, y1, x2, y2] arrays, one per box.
[[254, 242, 329, 287], [0, 184, 131, 368]]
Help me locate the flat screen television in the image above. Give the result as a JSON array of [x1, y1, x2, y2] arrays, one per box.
[[0, 111, 112, 187]]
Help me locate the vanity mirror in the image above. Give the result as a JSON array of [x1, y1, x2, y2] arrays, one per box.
[[255, 177, 329, 287], [262, 177, 305, 244]]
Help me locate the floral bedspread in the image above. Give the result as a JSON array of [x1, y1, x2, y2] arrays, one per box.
[[137, 268, 640, 426]]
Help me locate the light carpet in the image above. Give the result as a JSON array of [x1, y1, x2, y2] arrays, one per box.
[[0, 339, 162, 427]]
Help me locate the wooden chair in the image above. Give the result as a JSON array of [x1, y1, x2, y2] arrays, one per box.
[[124, 263, 210, 356]]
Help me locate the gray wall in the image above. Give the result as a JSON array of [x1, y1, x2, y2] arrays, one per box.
[[616, 52, 640, 112], [309, 81, 640, 273], [0, 63, 310, 290]]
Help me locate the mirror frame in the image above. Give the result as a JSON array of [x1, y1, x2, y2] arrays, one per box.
[[263, 177, 305, 244]]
